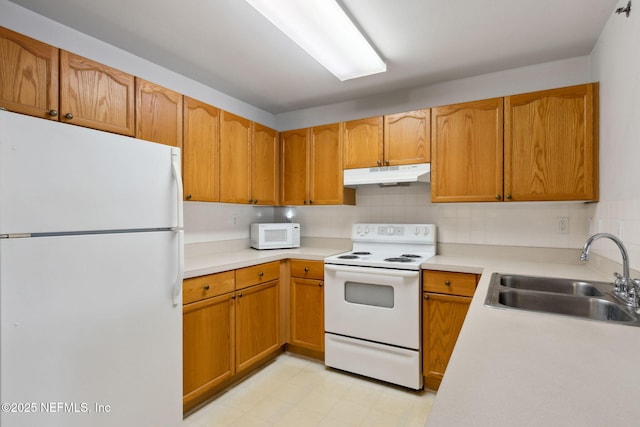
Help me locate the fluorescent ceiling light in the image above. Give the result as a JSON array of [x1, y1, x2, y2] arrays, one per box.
[[246, 0, 386, 81]]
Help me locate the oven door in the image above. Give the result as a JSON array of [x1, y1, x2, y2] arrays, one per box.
[[324, 264, 420, 349]]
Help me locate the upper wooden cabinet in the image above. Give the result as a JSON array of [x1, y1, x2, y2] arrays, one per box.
[[343, 110, 430, 169], [219, 112, 278, 205], [343, 116, 384, 169], [60, 51, 135, 135], [0, 27, 59, 120], [280, 125, 355, 206], [280, 128, 309, 205], [251, 123, 279, 205], [505, 83, 598, 201], [384, 109, 431, 165], [136, 78, 183, 147], [431, 98, 504, 202], [183, 97, 220, 202]]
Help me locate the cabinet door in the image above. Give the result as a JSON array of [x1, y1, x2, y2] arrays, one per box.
[[343, 116, 383, 168], [280, 128, 309, 205], [183, 97, 220, 202], [183, 293, 235, 410], [135, 78, 183, 147], [252, 123, 279, 205], [0, 27, 59, 119], [60, 51, 135, 135], [505, 83, 598, 201], [235, 280, 280, 373], [219, 111, 252, 203], [431, 98, 504, 202], [309, 123, 343, 205], [383, 109, 430, 165], [290, 277, 324, 352], [423, 293, 471, 390]]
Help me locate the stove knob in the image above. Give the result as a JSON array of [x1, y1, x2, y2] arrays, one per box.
[[414, 227, 420, 235], [387, 226, 394, 235], [424, 227, 430, 236]]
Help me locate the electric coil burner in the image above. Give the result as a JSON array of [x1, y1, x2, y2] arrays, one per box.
[[324, 223, 437, 390]]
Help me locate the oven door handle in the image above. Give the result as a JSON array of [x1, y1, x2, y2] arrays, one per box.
[[324, 264, 418, 278]]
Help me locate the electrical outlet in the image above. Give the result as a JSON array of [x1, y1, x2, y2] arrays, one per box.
[[558, 217, 569, 234]]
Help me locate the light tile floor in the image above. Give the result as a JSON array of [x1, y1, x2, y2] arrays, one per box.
[[183, 353, 436, 427]]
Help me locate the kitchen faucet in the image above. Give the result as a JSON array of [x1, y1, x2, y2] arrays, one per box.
[[581, 233, 640, 308]]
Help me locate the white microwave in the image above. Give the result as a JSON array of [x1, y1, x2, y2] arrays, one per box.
[[250, 223, 300, 250]]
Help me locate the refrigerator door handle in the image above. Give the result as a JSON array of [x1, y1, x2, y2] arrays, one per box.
[[173, 229, 184, 306], [171, 148, 184, 230]]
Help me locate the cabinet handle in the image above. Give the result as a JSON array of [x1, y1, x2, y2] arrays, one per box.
[[304, 267, 310, 272], [203, 285, 210, 290], [64, 113, 73, 120], [506, 194, 512, 200], [495, 195, 501, 200], [48, 109, 58, 117], [444, 280, 451, 286]]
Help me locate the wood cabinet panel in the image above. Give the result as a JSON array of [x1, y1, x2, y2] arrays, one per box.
[[505, 83, 598, 201], [183, 293, 235, 410], [423, 270, 478, 297], [183, 97, 220, 202], [219, 111, 252, 203], [384, 109, 430, 165], [235, 261, 280, 290], [310, 123, 344, 205], [423, 293, 471, 390], [60, 51, 135, 135], [252, 123, 279, 205], [343, 116, 383, 168], [290, 277, 324, 352], [280, 128, 309, 205], [0, 27, 59, 119], [431, 98, 504, 202], [183, 271, 234, 305], [135, 78, 183, 147], [235, 280, 280, 373]]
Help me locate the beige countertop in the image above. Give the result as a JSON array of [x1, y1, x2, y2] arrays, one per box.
[[423, 253, 640, 427], [184, 242, 640, 426]]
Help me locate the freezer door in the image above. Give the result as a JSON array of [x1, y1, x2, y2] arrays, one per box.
[[0, 111, 180, 234], [0, 232, 182, 427]]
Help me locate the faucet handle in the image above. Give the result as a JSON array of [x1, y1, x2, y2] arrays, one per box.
[[613, 272, 623, 291]]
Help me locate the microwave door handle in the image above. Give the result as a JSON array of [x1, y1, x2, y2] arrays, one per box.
[[324, 264, 418, 278]]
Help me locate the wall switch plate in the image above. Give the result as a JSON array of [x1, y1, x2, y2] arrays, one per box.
[[558, 217, 569, 234]]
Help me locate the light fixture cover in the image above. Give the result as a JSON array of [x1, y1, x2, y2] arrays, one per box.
[[247, 0, 386, 81]]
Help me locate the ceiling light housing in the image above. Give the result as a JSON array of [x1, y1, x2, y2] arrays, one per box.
[[247, 0, 386, 81]]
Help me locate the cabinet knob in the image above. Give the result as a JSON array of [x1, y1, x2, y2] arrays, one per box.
[[304, 267, 309, 272], [48, 109, 58, 117], [444, 280, 451, 286], [506, 194, 512, 200], [309, 200, 314, 204], [385, 160, 390, 166], [237, 292, 243, 298], [304, 200, 308, 204], [495, 195, 502, 200], [203, 285, 210, 290], [319, 282, 324, 287], [423, 294, 429, 300], [258, 271, 264, 277], [64, 113, 73, 120], [377, 160, 382, 166], [253, 199, 258, 204], [0, 107, 6, 111], [231, 295, 236, 300], [186, 194, 192, 200]]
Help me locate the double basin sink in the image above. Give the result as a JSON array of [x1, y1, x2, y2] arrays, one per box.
[[485, 273, 640, 326]]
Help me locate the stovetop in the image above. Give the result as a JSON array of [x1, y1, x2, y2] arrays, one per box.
[[325, 224, 436, 270]]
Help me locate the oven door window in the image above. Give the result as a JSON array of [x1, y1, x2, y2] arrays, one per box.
[[344, 281, 394, 308]]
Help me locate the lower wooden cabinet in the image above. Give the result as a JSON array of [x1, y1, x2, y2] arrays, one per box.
[[182, 263, 280, 413], [289, 260, 324, 355], [422, 270, 479, 390]]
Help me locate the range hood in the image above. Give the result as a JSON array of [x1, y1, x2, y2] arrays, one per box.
[[343, 163, 431, 187]]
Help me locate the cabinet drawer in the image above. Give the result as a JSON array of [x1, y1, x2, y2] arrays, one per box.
[[235, 261, 280, 290], [423, 270, 478, 297], [183, 271, 235, 305], [290, 259, 324, 280]]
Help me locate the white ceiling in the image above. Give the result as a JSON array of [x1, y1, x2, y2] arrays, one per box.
[[9, 0, 619, 114]]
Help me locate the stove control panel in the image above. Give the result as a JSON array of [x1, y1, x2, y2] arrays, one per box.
[[352, 223, 436, 243]]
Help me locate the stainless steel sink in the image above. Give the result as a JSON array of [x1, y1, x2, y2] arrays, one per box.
[[485, 273, 640, 326], [499, 274, 604, 297]]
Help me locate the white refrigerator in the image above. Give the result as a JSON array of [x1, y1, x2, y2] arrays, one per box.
[[0, 111, 184, 427]]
